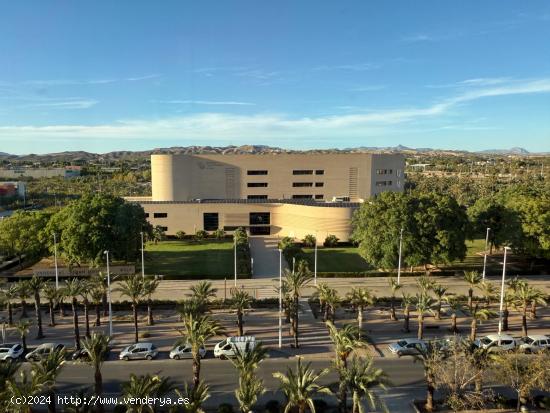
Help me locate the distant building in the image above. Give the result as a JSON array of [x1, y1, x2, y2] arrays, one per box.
[[0, 167, 81, 179], [0, 181, 26, 198]]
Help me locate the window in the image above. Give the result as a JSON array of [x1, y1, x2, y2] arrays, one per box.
[[153, 212, 167, 218], [293, 170, 313, 175], [159, 226, 168, 231], [315, 182, 324, 187], [203, 213, 219, 231], [144, 213, 149, 218], [375, 181, 387, 187], [247, 170, 268, 175], [249, 212, 270, 225], [315, 170, 324, 175], [315, 194, 324, 200], [247, 195, 268, 199], [292, 182, 313, 187], [292, 194, 313, 199], [247, 182, 268, 187]]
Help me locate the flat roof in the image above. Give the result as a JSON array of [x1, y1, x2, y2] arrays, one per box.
[[131, 198, 361, 208]]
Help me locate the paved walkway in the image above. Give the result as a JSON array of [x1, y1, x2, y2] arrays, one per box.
[[250, 236, 287, 278]]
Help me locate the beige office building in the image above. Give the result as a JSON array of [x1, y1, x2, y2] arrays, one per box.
[[131, 153, 404, 242]]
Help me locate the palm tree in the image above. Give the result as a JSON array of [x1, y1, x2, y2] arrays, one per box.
[[388, 278, 401, 321], [284, 260, 313, 348], [79, 282, 92, 339], [143, 276, 160, 326], [115, 275, 145, 343], [178, 313, 223, 388], [464, 341, 493, 393], [431, 284, 447, 320], [528, 286, 546, 320], [477, 281, 497, 308], [16, 280, 31, 319], [502, 290, 515, 331], [188, 280, 217, 307], [92, 272, 109, 318], [416, 275, 434, 295], [414, 293, 435, 340], [80, 333, 111, 413], [444, 296, 464, 334], [27, 275, 45, 339], [4, 284, 18, 326], [4, 369, 42, 413], [342, 356, 392, 413], [469, 304, 496, 340], [326, 321, 365, 413], [89, 284, 104, 327], [236, 375, 265, 413], [230, 288, 252, 336], [14, 319, 32, 353], [175, 381, 210, 413], [314, 283, 332, 317], [464, 271, 481, 311], [32, 347, 66, 413], [63, 388, 94, 413], [273, 358, 330, 413], [64, 278, 84, 350], [230, 344, 268, 413], [413, 342, 445, 413], [347, 288, 374, 339], [401, 293, 414, 333], [324, 287, 340, 323], [179, 297, 207, 319], [121, 374, 174, 413], [230, 342, 268, 379], [514, 282, 547, 336], [43, 283, 59, 327]]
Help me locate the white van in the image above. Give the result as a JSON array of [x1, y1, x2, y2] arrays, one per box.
[[474, 334, 516, 353], [214, 336, 256, 359]]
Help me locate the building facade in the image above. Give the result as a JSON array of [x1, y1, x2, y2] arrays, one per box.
[[131, 152, 405, 242]]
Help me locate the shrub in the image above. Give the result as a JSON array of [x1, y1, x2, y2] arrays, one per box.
[[194, 229, 208, 241], [218, 403, 234, 413], [302, 234, 316, 247], [213, 228, 225, 239], [323, 234, 339, 247], [175, 230, 186, 240], [278, 236, 301, 265]]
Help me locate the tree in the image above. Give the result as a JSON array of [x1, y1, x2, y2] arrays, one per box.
[[278, 236, 300, 265], [513, 282, 547, 336], [14, 320, 32, 353], [143, 276, 160, 326], [477, 281, 497, 308], [188, 280, 217, 308], [388, 278, 401, 321], [64, 278, 84, 350], [230, 344, 268, 413], [347, 287, 374, 339], [314, 283, 332, 322], [32, 347, 66, 413], [0, 211, 48, 268], [80, 333, 111, 413], [444, 296, 464, 334], [468, 304, 496, 340], [151, 225, 165, 244], [4, 369, 43, 413], [324, 288, 340, 323], [89, 275, 106, 326], [116, 275, 145, 343], [16, 280, 31, 320], [42, 284, 59, 327], [464, 271, 482, 311], [431, 284, 447, 320], [323, 234, 339, 247], [27, 276, 45, 339], [285, 260, 313, 348], [176, 230, 186, 240], [230, 288, 252, 336], [3, 284, 18, 326], [273, 358, 330, 413], [175, 381, 210, 413], [413, 342, 445, 413], [79, 282, 92, 339], [401, 293, 414, 333], [414, 294, 435, 340], [341, 356, 391, 413], [121, 374, 175, 413], [302, 234, 316, 248]]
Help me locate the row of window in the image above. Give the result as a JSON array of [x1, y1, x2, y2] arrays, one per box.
[[292, 194, 324, 199], [248, 182, 324, 188], [376, 169, 393, 175], [375, 180, 393, 187], [246, 169, 325, 176]]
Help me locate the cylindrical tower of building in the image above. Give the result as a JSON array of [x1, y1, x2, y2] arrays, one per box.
[[151, 154, 176, 201]]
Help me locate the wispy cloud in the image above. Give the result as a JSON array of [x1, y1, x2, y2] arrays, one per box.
[[349, 85, 386, 92], [22, 99, 99, 109], [126, 74, 162, 81], [153, 100, 255, 106], [313, 62, 379, 71], [401, 34, 433, 43]]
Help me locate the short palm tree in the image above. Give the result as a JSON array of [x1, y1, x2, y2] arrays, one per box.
[[273, 358, 330, 413], [175, 380, 210, 413], [464, 271, 481, 311], [431, 284, 447, 320], [188, 281, 217, 307], [230, 342, 268, 380], [27, 275, 45, 339], [143, 276, 160, 326], [178, 313, 223, 388], [324, 287, 340, 322], [32, 347, 66, 413], [342, 356, 392, 413], [528, 286, 546, 320], [16, 280, 31, 319], [121, 374, 175, 413], [230, 344, 268, 413], [285, 260, 313, 348], [416, 275, 434, 295], [4, 369, 43, 413], [388, 278, 401, 321], [414, 293, 435, 340], [42, 283, 59, 327], [81, 333, 111, 413], [231, 288, 252, 336], [444, 296, 464, 334], [115, 275, 145, 343], [4, 284, 18, 326], [477, 281, 497, 308], [89, 284, 104, 327], [514, 282, 547, 336], [63, 278, 84, 350], [314, 283, 332, 317], [91, 272, 109, 317], [236, 375, 265, 413], [401, 293, 414, 333], [347, 287, 374, 339], [469, 303, 496, 340], [14, 319, 32, 353]]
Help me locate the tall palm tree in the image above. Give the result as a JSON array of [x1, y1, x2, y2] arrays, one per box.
[[514, 282, 547, 336], [326, 321, 365, 413], [469, 304, 496, 340], [4, 284, 18, 326], [80, 332, 111, 413], [92, 272, 109, 318], [121, 374, 175, 413], [175, 381, 210, 413], [188, 281, 217, 307], [401, 293, 414, 333], [178, 313, 223, 388], [324, 287, 340, 323], [347, 287, 374, 339], [79, 282, 92, 339], [116, 275, 146, 343], [16, 280, 31, 319], [273, 358, 330, 413], [414, 293, 435, 340], [32, 347, 66, 413], [502, 290, 515, 331], [89, 284, 104, 327], [444, 296, 464, 334], [413, 342, 445, 413], [235, 375, 265, 413], [14, 319, 32, 353], [528, 286, 546, 320], [230, 288, 252, 336], [27, 275, 45, 339], [477, 281, 497, 308], [230, 342, 268, 379], [431, 284, 447, 320], [388, 278, 401, 321], [230, 344, 268, 413], [43, 283, 59, 327], [64, 278, 84, 350], [342, 356, 392, 413], [285, 260, 313, 348], [143, 276, 160, 326], [314, 283, 332, 317], [463, 271, 481, 311]]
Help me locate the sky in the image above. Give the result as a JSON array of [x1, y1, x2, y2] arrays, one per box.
[[1, 1, 550, 155]]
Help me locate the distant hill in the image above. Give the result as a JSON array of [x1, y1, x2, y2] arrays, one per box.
[[480, 147, 530, 155]]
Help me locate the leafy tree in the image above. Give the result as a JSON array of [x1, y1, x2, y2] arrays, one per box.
[[194, 229, 208, 242], [323, 234, 339, 247], [151, 225, 165, 244], [278, 236, 300, 265], [302, 234, 316, 247]]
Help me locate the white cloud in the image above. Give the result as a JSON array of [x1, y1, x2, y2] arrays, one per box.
[[154, 100, 255, 106], [126, 74, 162, 81], [313, 62, 379, 71], [401, 34, 433, 43], [25, 99, 99, 109]]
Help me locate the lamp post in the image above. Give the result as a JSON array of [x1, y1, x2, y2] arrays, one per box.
[[103, 250, 113, 338], [53, 233, 59, 290], [234, 235, 237, 287], [497, 247, 511, 336], [314, 232, 318, 286], [482, 227, 490, 280], [278, 248, 282, 348], [397, 227, 403, 285], [140, 231, 145, 279]]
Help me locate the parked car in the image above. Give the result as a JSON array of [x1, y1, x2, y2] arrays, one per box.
[[25, 343, 65, 362], [169, 343, 206, 360], [119, 343, 158, 361], [474, 334, 516, 353], [0, 343, 24, 361], [388, 338, 427, 357], [72, 347, 111, 361], [518, 335, 550, 353], [214, 336, 256, 359]]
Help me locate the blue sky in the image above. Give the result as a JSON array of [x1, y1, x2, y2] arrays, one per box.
[[1, 1, 550, 154]]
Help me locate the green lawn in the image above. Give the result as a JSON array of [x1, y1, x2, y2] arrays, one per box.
[[301, 247, 372, 273], [145, 240, 234, 279]]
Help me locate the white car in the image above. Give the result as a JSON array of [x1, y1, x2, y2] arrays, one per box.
[[119, 343, 158, 361], [214, 336, 256, 359], [474, 334, 516, 353], [0, 343, 24, 361], [25, 343, 65, 362], [170, 343, 206, 360], [388, 339, 427, 357], [518, 335, 550, 353]]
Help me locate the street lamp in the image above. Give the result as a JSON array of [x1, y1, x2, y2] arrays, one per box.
[[140, 231, 145, 279], [53, 233, 59, 290], [497, 246, 511, 336], [482, 228, 490, 280], [397, 227, 404, 285], [103, 250, 113, 337], [278, 248, 282, 349], [234, 235, 237, 287], [314, 232, 318, 286]]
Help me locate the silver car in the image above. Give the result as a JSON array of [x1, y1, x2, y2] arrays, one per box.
[[0, 343, 24, 361], [388, 339, 427, 357], [169, 343, 206, 360], [518, 335, 550, 353], [25, 343, 65, 362], [119, 343, 158, 361]]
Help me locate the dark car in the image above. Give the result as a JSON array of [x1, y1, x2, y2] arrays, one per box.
[[72, 347, 110, 361]]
